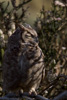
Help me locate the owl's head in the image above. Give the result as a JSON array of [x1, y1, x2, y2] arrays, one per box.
[[19, 24, 39, 44]]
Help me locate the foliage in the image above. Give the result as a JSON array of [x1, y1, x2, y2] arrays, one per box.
[[0, 0, 32, 65], [35, 0, 67, 98], [0, 0, 32, 97], [0, 0, 67, 99]]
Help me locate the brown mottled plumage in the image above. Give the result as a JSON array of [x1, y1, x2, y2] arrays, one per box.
[[3, 24, 45, 94]]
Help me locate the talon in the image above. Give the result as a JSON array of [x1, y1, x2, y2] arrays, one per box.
[[29, 88, 37, 95]]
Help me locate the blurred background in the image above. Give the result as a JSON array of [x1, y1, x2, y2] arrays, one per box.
[[0, 0, 52, 26], [0, 0, 67, 99]]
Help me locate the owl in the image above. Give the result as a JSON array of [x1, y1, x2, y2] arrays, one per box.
[[3, 24, 45, 94]]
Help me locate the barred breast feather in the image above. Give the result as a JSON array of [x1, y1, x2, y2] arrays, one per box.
[[3, 24, 45, 94]]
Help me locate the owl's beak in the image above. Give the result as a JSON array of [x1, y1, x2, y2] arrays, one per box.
[[35, 37, 39, 43]]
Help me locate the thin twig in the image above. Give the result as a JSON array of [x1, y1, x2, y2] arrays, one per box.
[[11, 0, 32, 9], [39, 74, 67, 95]]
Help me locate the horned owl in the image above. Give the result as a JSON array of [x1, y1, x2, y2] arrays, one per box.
[[3, 24, 45, 94]]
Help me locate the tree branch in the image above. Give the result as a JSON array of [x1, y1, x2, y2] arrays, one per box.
[[11, 0, 32, 9], [39, 74, 67, 95], [0, 92, 49, 100], [53, 91, 67, 100], [0, 91, 67, 100]]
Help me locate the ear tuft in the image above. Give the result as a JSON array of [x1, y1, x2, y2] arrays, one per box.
[[18, 24, 26, 31], [24, 23, 32, 29]]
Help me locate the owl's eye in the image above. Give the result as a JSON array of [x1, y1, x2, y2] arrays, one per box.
[[27, 31, 35, 38], [25, 34, 31, 38]]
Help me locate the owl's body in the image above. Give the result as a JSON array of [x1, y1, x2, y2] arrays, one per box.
[[3, 25, 45, 94]]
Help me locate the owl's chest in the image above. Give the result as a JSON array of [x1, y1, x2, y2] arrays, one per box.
[[20, 46, 44, 75]]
